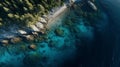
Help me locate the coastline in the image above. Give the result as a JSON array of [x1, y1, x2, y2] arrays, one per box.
[[47, 4, 67, 24], [0, 0, 89, 44], [0, 4, 69, 44], [46, 4, 68, 29]]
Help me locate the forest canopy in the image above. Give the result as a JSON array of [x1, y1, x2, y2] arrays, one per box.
[[0, 0, 65, 27]]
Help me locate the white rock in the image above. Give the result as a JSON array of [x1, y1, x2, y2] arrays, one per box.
[[36, 22, 44, 29], [18, 30, 27, 34], [32, 32, 38, 36], [10, 37, 21, 43], [38, 17, 47, 24], [32, 32, 38, 35], [1, 40, 9, 44], [24, 35, 34, 41], [88, 1, 97, 11], [42, 15, 47, 18], [30, 25, 40, 32]]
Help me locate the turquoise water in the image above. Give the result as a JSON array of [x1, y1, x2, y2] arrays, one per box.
[[0, 0, 120, 67], [0, 7, 78, 67]]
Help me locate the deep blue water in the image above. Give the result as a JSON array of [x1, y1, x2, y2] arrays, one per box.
[[71, 0, 120, 67], [0, 0, 120, 67]]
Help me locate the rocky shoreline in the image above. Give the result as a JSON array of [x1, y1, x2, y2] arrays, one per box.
[[0, 4, 69, 45], [0, 0, 97, 45], [0, 0, 101, 67]]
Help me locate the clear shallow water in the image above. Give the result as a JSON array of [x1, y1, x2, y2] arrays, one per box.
[[0, 0, 120, 67]]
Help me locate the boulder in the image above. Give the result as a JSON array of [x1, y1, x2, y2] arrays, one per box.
[[32, 32, 38, 36], [29, 44, 37, 50], [18, 30, 27, 35], [38, 17, 47, 24], [40, 30, 45, 34], [30, 25, 40, 32], [10, 37, 22, 43], [24, 35, 34, 41], [35, 22, 44, 29], [55, 28, 65, 37], [0, 40, 9, 46], [42, 15, 47, 18]]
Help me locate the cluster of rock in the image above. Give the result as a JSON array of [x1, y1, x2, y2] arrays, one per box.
[[0, 16, 48, 46], [30, 16, 48, 34], [54, 27, 65, 37], [0, 0, 98, 46]]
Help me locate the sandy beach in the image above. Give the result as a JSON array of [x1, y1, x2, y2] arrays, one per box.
[[46, 4, 68, 29]]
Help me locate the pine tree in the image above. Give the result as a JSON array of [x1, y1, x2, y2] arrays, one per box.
[[0, 0, 65, 26]]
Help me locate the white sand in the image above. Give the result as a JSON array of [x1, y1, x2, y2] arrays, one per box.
[[46, 4, 68, 29]]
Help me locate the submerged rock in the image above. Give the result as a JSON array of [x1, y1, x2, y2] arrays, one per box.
[[0, 40, 9, 46], [29, 44, 37, 50], [48, 37, 65, 50], [20, 45, 28, 52], [10, 37, 22, 44], [18, 30, 27, 35], [23, 52, 42, 66], [55, 28, 65, 37], [24, 35, 34, 41], [64, 19, 73, 26]]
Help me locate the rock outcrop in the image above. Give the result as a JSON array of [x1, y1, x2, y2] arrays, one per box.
[[30, 25, 40, 32], [10, 37, 22, 44], [29, 44, 37, 50], [0, 40, 9, 46], [35, 22, 44, 30], [55, 28, 65, 37], [18, 30, 27, 35], [24, 35, 34, 41], [38, 17, 47, 24]]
